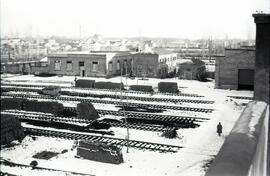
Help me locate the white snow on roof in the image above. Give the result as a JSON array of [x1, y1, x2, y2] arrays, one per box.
[[40, 57, 48, 62]]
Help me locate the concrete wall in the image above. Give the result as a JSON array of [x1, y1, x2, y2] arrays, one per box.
[[248, 105, 269, 176], [215, 49, 255, 89], [253, 14, 270, 103], [205, 101, 268, 176]]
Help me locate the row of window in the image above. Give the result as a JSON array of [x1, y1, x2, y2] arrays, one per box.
[[54, 60, 99, 72], [108, 60, 127, 72], [53, 59, 153, 73], [160, 57, 177, 63]]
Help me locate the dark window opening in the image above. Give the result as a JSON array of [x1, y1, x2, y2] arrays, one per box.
[[79, 61, 85, 67]]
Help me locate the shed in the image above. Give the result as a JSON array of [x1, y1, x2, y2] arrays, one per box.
[[177, 58, 206, 80]]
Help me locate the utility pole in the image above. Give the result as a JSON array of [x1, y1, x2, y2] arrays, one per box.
[[120, 65, 130, 153], [208, 36, 212, 62]]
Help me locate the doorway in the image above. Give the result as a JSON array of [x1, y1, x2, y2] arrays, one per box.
[[80, 70, 85, 77], [238, 69, 254, 90]]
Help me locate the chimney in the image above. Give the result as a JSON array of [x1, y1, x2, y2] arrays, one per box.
[[252, 13, 270, 103]]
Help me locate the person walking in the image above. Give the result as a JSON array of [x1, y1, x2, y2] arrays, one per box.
[[217, 122, 223, 136]]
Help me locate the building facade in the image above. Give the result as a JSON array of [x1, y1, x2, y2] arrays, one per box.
[[215, 48, 255, 90], [48, 52, 117, 77], [177, 58, 206, 80], [108, 53, 159, 77]]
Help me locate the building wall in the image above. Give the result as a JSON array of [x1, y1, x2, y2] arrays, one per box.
[[30, 66, 49, 74], [48, 54, 107, 77], [109, 53, 159, 77], [3, 64, 20, 74], [253, 14, 270, 103], [215, 49, 255, 89], [133, 53, 159, 77], [158, 53, 178, 72], [178, 63, 206, 80]]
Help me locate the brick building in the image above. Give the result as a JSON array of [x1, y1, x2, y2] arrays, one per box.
[[48, 52, 117, 77], [215, 48, 255, 90], [2, 58, 49, 75], [154, 49, 178, 72], [108, 53, 159, 77]]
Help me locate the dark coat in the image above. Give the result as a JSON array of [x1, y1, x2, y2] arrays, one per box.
[[217, 123, 222, 133]]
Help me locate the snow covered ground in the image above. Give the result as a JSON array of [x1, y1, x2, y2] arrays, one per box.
[[0, 74, 253, 176]]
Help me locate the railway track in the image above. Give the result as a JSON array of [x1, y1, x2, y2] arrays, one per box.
[[1, 110, 171, 132], [23, 127, 183, 153], [1, 86, 214, 104], [1, 82, 204, 97], [0, 159, 93, 176], [227, 96, 253, 100], [1, 93, 214, 113], [95, 109, 209, 122]]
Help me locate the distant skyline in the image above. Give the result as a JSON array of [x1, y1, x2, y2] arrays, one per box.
[[1, 0, 269, 39]]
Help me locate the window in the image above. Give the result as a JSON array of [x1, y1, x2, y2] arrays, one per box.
[[116, 60, 120, 71], [137, 64, 143, 73], [108, 62, 113, 72], [92, 61, 98, 72], [124, 60, 127, 68], [148, 65, 154, 74], [41, 62, 48, 67], [54, 60, 61, 70], [79, 61, 84, 67], [66, 61, 73, 71]]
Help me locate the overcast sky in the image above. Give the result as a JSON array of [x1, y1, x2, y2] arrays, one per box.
[[1, 0, 269, 39]]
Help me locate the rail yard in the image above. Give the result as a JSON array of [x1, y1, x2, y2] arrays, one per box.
[[0, 74, 253, 176]]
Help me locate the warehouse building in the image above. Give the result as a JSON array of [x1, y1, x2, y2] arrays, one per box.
[[48, 52, 119, 77], [215, 48, 255, 90]]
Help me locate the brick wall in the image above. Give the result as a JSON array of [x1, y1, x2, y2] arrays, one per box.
[[215, 49, 255, 89], [109, 53, 159, 77], [48, 54, 107, 77]]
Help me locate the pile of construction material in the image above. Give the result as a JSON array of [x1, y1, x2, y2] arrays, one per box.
[[77, 102, 100, 120], [94, 81, 124, 90], [77, 141, 123, 164], [75, 79, 95, 88], [129, 85, 153, 92], [1, 114, 25, 145], [158, 82, 179, 93], [161, 127, 178, 138], [23, 100, 64, 115], [1, 98, 25, 111], [41, 86, 61, 96]]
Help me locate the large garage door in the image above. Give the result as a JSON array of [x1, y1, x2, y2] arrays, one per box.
[[238, 69, 254, 90]]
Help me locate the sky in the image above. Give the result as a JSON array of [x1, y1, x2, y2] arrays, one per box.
[[1, 0, 269, 39]]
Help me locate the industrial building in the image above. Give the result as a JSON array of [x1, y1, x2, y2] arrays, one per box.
[[215, 48, 255, 90], [48, 52, 119, 77], [108, 53, 159, 77], [1, 58, 49, 75]]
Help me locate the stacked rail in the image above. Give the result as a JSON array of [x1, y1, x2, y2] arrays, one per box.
[[23, 127, 183, 153], [1, 86, 214, 104], [1, 93, 214, 113]]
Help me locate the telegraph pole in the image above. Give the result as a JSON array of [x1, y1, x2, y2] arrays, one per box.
[[120, 65, 130, 153]]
